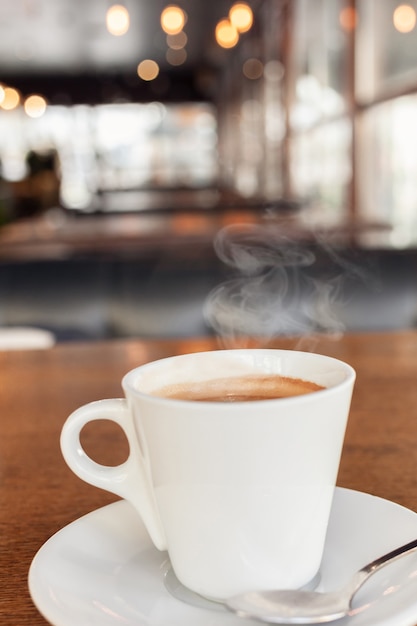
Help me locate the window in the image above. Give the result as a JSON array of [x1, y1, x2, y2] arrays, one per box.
[[0, 102, 218, 211], [287, 0, 417, 232]]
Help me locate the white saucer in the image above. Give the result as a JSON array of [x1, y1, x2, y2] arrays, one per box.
[[28, 488, 417, 626]]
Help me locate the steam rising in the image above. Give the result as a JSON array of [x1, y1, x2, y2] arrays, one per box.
[[204, 222, 364, 348]]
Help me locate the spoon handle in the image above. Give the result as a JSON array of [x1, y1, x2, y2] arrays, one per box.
[[349, 537, 417, 598]]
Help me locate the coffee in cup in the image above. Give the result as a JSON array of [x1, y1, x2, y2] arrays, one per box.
[[153, 374, 324, 402]]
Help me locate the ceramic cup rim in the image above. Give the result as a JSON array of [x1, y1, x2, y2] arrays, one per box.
[[122, 348, 356, 407]]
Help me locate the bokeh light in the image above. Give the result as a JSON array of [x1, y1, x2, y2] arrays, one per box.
[[106, 4, 130, 36], [393, 4, 416, 33], [137, 59, 160, 81], [229, 3, 253, 33], [243, 58, 264, 80], [24, 95, 47, 118], [167, 31, 188, 49], [166, 48, 187, 66], [161, 5, 186, 35], [339, 6, 358, 31], [264, 60, 285, 82], [215, 19, 239, 49], [1, 87, 20, 110]]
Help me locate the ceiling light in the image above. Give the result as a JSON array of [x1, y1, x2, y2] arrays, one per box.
[[1, 87, 20, 111], [243, 58, 264, 80], [0, 85, 5, 105], [161, 5, 186, 35], [137, 59, 160, 81], [24, 95, 47, 118], [167, 31, 188, 50], [166, 48, 187, 66], [229, 3, 253, 33], [215, 19, 239, 49], [106, 4, 130, 36], [393, 4, 416, 33]]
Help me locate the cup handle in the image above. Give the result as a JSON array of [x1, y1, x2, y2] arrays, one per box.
[[60, 398, 167, 550]]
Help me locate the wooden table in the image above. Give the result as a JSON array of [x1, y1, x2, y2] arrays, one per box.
[[2, 330, 417, 625]]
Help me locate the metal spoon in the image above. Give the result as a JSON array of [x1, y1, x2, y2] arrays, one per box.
[[226, 537, 417, 624]]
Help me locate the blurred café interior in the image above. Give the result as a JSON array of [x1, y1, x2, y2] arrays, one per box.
[[1, 0, 417, 346]]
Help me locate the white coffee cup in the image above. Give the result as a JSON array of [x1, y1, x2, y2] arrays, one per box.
[[60, 349, 355, 600]]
